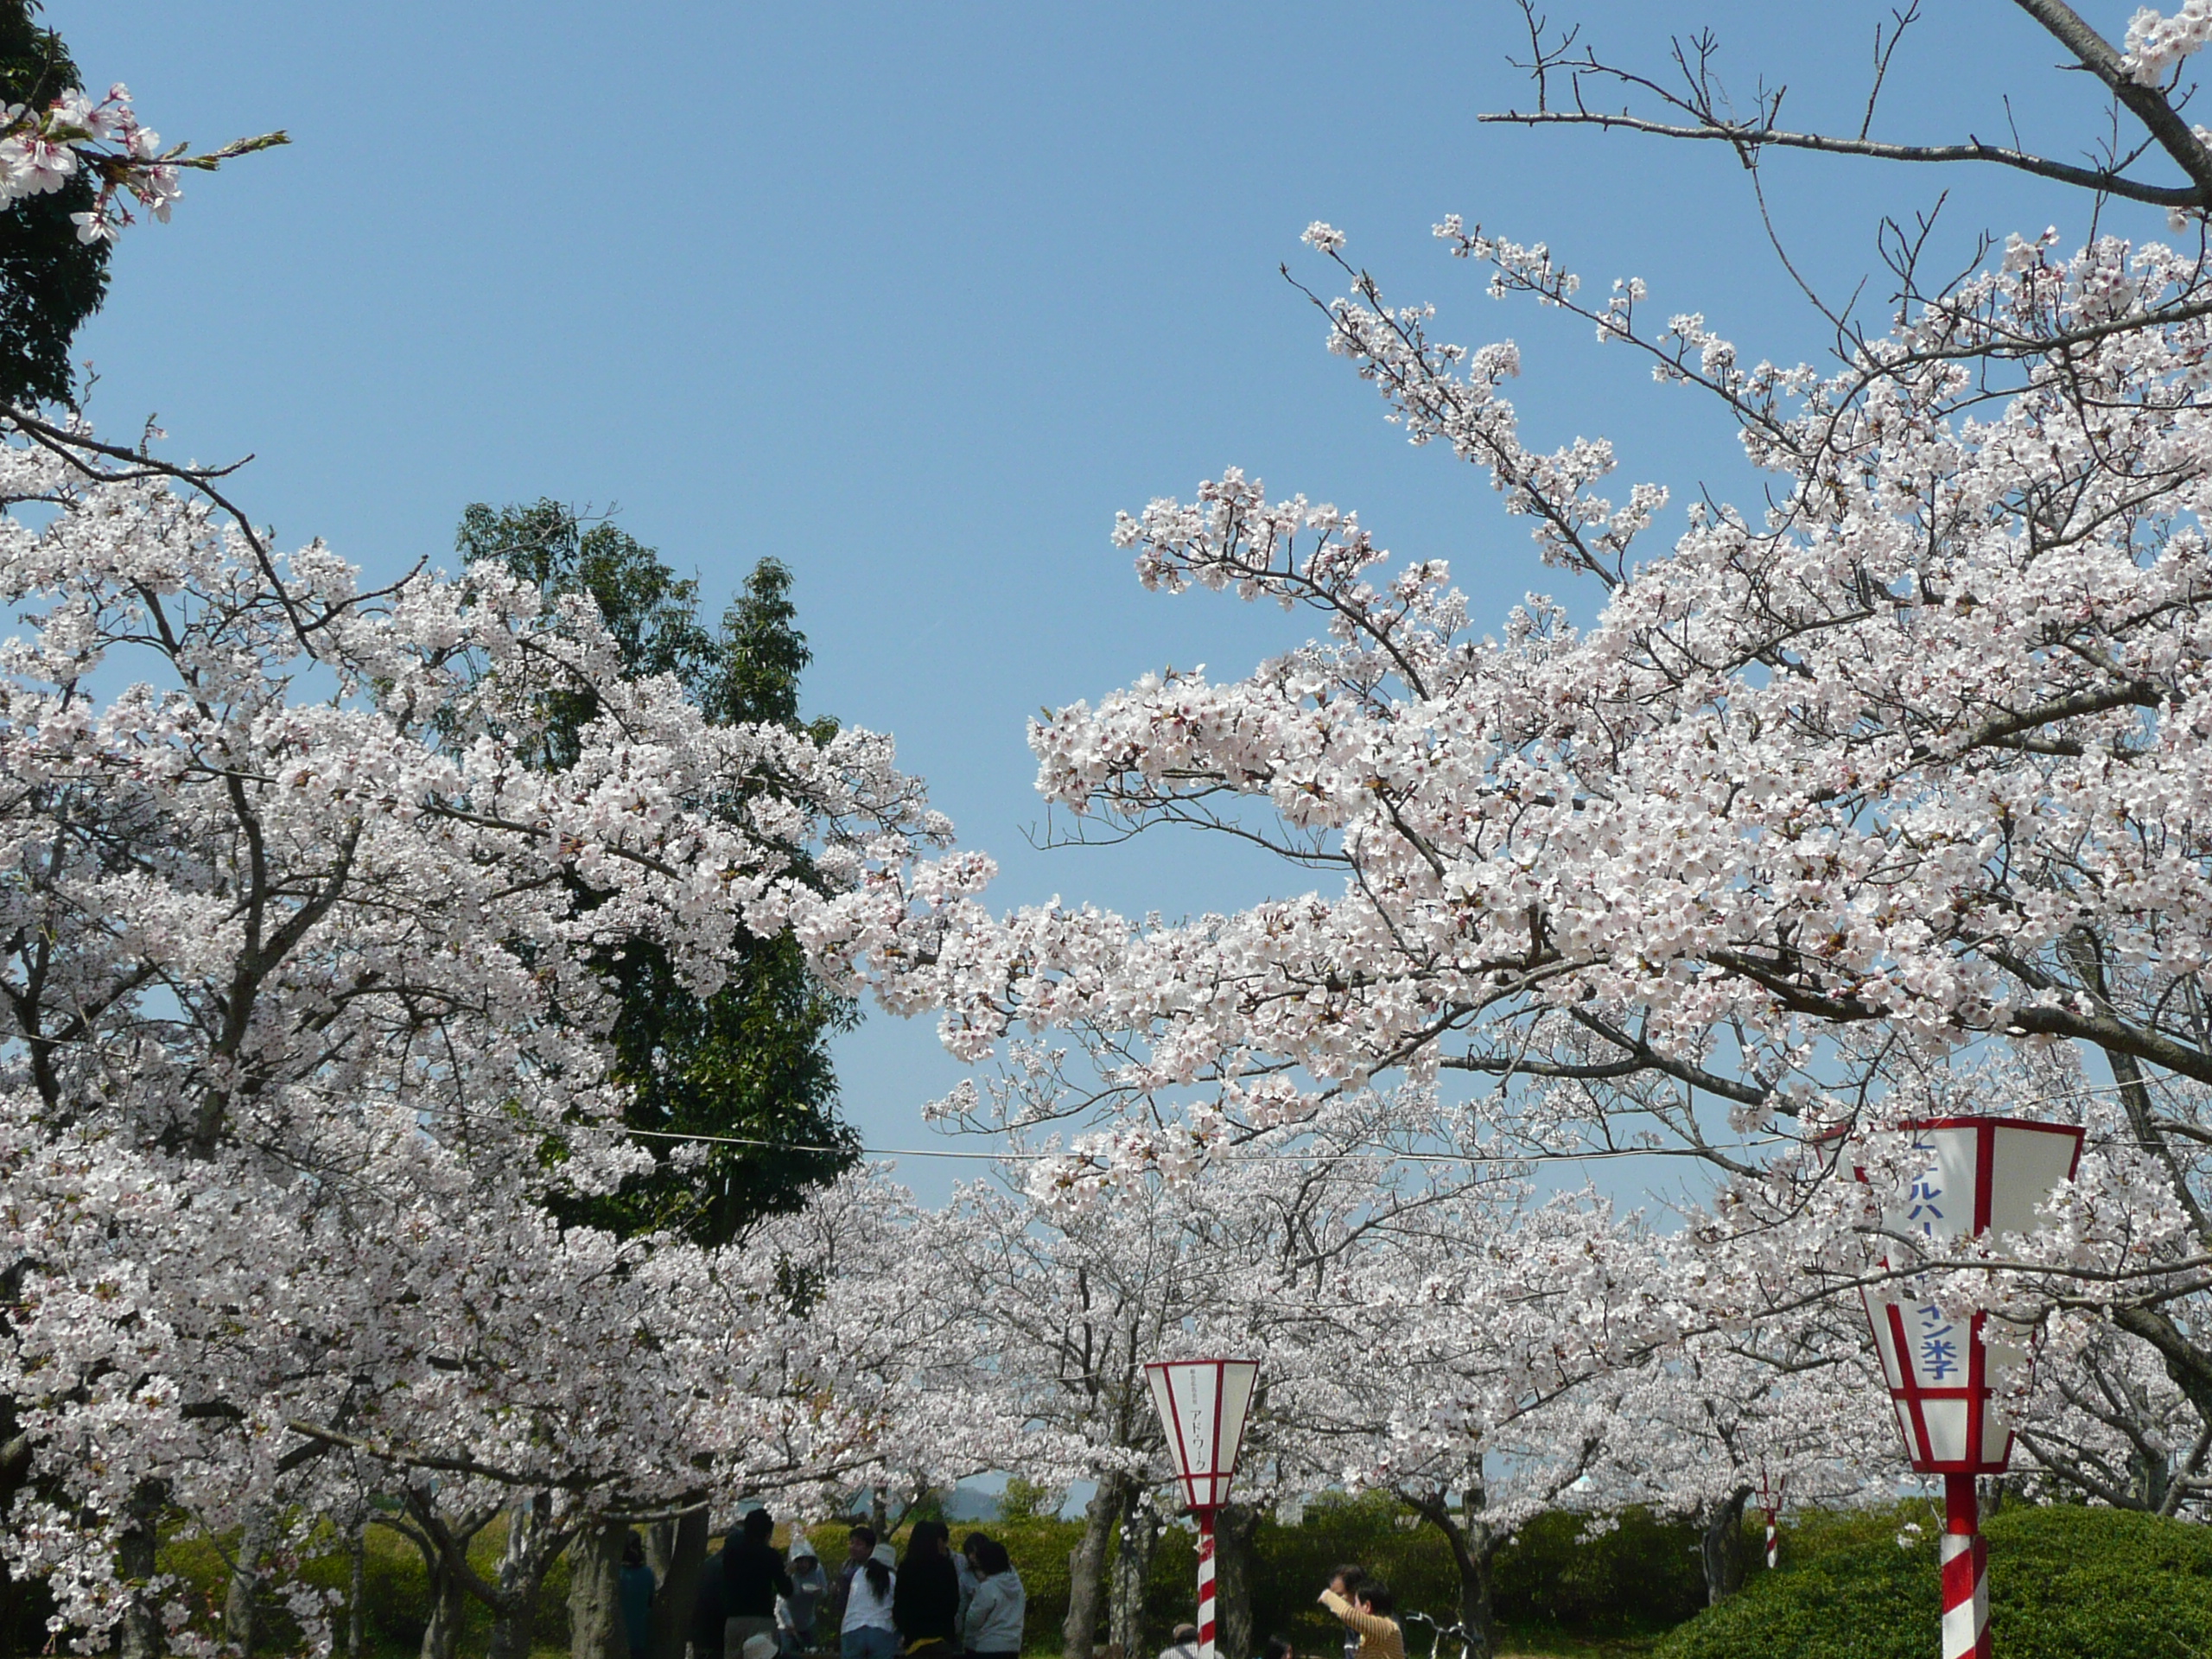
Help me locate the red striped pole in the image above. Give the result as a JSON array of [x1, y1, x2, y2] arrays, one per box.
[[1940, 1475, 1990, 1659], [1764, 1510, 1777, 1571], [1196, 1510, 1217, 1659]]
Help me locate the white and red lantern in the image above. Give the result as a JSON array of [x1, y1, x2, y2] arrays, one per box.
[[1147, 1358, 1260, 1659], [1857, 1117, 2082, 1659]]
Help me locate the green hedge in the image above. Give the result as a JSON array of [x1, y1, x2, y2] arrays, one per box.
[[161, 1497, 2206, 1659], [1114, 1491, 1705, 1657], [162, 1513, 575, 1658], [1654, 1505, 2212, 1659], [1490, 1508, 1707, 1636]]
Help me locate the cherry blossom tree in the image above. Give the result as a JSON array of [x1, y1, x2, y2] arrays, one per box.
[[0, 414, 979, 1656], [846, 0, 2212, 1541], [895, 1081, 1539, 1658]]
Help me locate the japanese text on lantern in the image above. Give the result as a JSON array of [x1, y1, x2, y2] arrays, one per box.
[[1915, 1303, 1960, 1381]]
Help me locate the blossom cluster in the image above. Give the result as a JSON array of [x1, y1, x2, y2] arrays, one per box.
[[2124, 1, 2212, 86], [0, 83, 177, 242]]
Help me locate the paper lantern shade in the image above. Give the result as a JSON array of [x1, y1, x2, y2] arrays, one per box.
[[1858, 1117, 2083, 1475], [1146, 1358, 1259, 1512]]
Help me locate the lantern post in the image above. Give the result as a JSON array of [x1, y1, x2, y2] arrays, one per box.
[[1857, 1117, 2082, 1659], [1146, 1358, 1260, 1659]]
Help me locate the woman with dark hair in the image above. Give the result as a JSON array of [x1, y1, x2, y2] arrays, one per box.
[[893, 1522, 960, 1655], [958, 1537, 1024, 1659], [842, 1541, 898, 1659], [956, 1532, 989, 1632]]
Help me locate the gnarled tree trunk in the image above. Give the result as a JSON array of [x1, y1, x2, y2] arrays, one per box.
[[1402, 1484, 1504, 1659], [116, 1479, 163, 1659], [416, 1535, 467, 1659], [1212, 1503, 1260, 1659], [569, 1519, 627, 1659], [649, 1504, 710, 1659], [486, 1494, 565, 1659], [1696, 1487, 1754, 1606], [346, 1514, 367, 1659], [224, 1503, 273, 1656], [1064, 1475, 1130, 1659], [1107, 1490, 1160, 1659]]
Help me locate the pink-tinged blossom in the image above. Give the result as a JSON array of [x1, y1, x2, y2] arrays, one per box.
[[0, 82, 276, 245]]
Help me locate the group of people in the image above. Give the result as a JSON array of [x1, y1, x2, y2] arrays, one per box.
[[672, 1509, 1027, 1659], [639, 1515, 1393, 1659], [1153, 1562, 1402, 1659]]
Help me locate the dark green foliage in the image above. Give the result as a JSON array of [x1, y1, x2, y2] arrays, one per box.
[[457, 499, 858, 1243], [0, 3, 110, 408], [1213, 1491, 1447, 1656], [1654, 1504, 2212, 1659], [1490, 1509, 1709, 1637], [0, 1564, 52, 1659], [997, 1478, 1066, 1525], [166, 1503, 2209, 1659], [996, 1516, 1080, 1643]]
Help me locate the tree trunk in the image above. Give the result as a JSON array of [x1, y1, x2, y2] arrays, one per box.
[[225, 1503, 272, 1656], [1697, 1488, 1753, 1607], [1063, 1476, 1128, 1659], [1212, 1505, 1259, 1659], [346, 1515, 367, 1659], [569, 1520, 628, 1659], [486, 1495, 560, 1659], [870, 1488, 890, 1535], [1107, 1490, 1160, 1659], [650, 1505, 710, 1659], [419, 1544, 466, 1659], [1402, 1485, 1501, 1659], [116, 1479, 163, 1659]]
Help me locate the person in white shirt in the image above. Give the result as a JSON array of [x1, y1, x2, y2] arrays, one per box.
[[1159, 1624, 1201, 1659], [841, 1543, 898, 1659]]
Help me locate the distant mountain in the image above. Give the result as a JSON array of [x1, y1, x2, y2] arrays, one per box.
[[940, 1485, 1001, 1522]]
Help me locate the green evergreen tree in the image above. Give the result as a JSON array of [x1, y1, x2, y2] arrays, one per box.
[[457, 499, 859, 1243], [0, 3, 109, 408]]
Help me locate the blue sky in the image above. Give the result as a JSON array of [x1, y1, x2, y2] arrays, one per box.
[[57, 1, 2170, 1198]]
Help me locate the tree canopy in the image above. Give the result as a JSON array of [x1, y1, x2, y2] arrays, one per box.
[[456, 499, 859, 1243]]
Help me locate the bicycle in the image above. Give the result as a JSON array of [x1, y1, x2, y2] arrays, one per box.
[[1397, 1610, 1478, 1659]]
